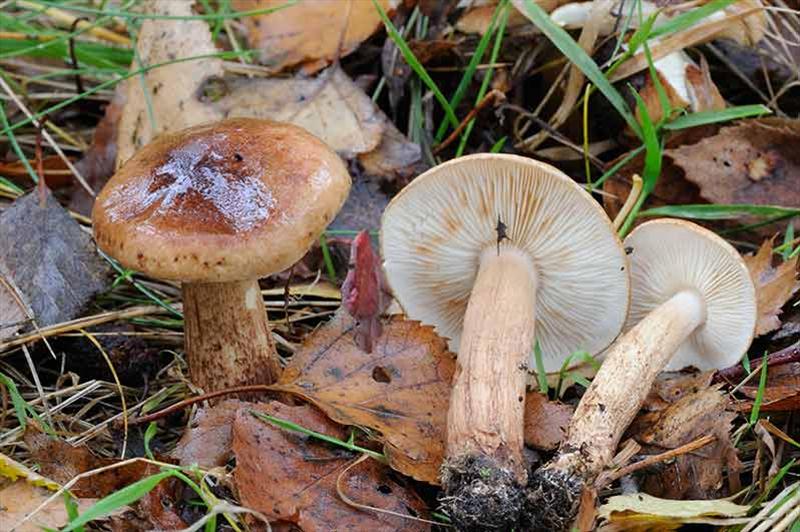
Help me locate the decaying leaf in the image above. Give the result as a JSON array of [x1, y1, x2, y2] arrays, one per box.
[[174, 399, 247, 468], [233, 0, 400, 73], [634, 387, 740, 499], [24, 424, 157, 498], [0, 481, 97, 532], [743, 239, 800, 336], [523, 392, 573, 451], [215, 66, 386, 157], [272, 311, 455, 484], [358, 121, 423, 181], [598, 492, 749, 528], [666, 118, 800, 208], [116, 0, 225, 167], [0, 155, 73, 189], [455, 2, 534, 35], [740, 362, 800, 412], [0, 272, 31, 341], [233, 401, 429, 531], [0, 189, 109, 328], [644, 370, 715, 411], [331, 178, 391, 233]]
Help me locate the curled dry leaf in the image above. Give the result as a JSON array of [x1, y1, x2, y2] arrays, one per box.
[[233, 401, 429, 531], [598, 492, 749, 529], [743, 239, 800, 336], [115, 0, 224, 167], [523, 392, 573, 451], [0, 190, 110, 328], [740, 362, 800, 412], [173, 399, 247, 468], [665, 118, 800, 208], [215, 66, 387, 158], [233, 0, 400, 73], [272, 311, 455, 484], [633, 387, 741, 500]]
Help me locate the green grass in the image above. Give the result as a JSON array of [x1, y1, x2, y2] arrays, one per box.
[[749, 353, 770, 427]]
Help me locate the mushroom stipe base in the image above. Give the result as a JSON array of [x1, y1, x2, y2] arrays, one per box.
[[522, 468, 584, 532], [439, 454, 524, 532]]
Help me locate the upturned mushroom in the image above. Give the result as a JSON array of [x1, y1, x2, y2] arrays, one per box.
[[92, 118, 351, 392], [524, 219, 757, 531], [381, 154, 629, 530]]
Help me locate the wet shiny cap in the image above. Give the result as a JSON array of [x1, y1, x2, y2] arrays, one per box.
[[381, 153, 630, 373], [624, 219, 757, 370], [92, 118, 351, 282]]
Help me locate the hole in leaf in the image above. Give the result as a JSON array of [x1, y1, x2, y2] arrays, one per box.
[[372, 366, 391, 383]]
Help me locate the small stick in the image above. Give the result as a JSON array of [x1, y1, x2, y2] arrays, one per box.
[[130, 384, 274, 424], [595, 434, 716, 487], [433, 89, 505, 155], [713, 341, 800, 383], [68, 18, 89, 95]]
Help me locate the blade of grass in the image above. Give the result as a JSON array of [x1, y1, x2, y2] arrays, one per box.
[[489, 136, 507, 153], [555, 350, 599, 397], [24, 0, 296, 21], [641, 204, 800, 220], [749, 353, 769, 427], [518, 0, 641, 138], [372, 0, 458, 130], [455, 1, 509, 156], [0, 102, 40, 184], [533, 340, 548, 394], [664, 105, 771, 130], [781, 223, 795, 261], [648, 0, 738, 39], [250, 410, 387, 463], [319, 234, 337, 283], [434, 0, 504, 142]]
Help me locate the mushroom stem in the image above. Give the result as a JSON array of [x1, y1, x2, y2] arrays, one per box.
[[524, 289, 706, 531], [441, 246, 537, 530], [182, 279, 281, 392]]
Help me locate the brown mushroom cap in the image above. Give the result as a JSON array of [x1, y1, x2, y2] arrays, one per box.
[[92, 118, 351, 282]]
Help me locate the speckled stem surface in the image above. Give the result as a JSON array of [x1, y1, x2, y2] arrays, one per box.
[[445, 246, 537, 480], [182, 279, 281, 392]]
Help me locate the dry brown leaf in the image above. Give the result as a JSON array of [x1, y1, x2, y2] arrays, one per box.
[[666, 118, 800, 208], [173, 399, 247, 468], [233, 401, 428, 531], [523, 392, 573, 451], [272, 310, 454, 484], [24, 424, 160, 498], [634, 387, 740, 499], [0, 481, 97, 532], [740, 362, 800, 412], [0, 156, 73, 189], [743, 239, 800, 336], [455, 3, 534, 35], [644, 370, 716, 411], [216, 66, 386, 157], [116, 0, 224, 167], [330, 178, 390, 233], [0, 273, 30, 342], [234, 0, 400, 73], [358, 121, 423, 181]]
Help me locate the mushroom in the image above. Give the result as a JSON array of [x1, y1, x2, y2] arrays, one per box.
[[92, 118, 351, 392], [381, 153, 629, 530], [524, 219, 757, 531]]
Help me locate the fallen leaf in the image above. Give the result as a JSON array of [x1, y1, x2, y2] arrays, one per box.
[[666, 118, 800, 208], [24, 424, 158, 498], [0, 452, 60, 491], [233, 0, 400, 73], [116, 0, 225, 167], [70, 88, 125, 216], [644, 370, 716, 411], [740, 362, 800, 412], [330, 177, 390, 233], [634, 387, 740, 499], [598, 492, 749, 527], [272, 311, 454, 484], [136, 475, 189, 530], [0, 155, 73, 189], [523, 392, 572, 451], [174, 399, 247, 468], [0, 481, 97, 532], [0, 272, 31, 341], [233, 401, 429, 530], [457, 1, 564, 35], [0, 189, 110, 328], [743, 239, 800, 336], [215, 66, 386, 157], [358, 121, 423, 181]]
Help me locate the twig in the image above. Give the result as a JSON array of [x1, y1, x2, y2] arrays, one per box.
[[596, 434, 716, 487], [433, 89, 505, 155], [130, 385, 275, 424], [68, 17, 90, 95], [713, 341, 800, 383]]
